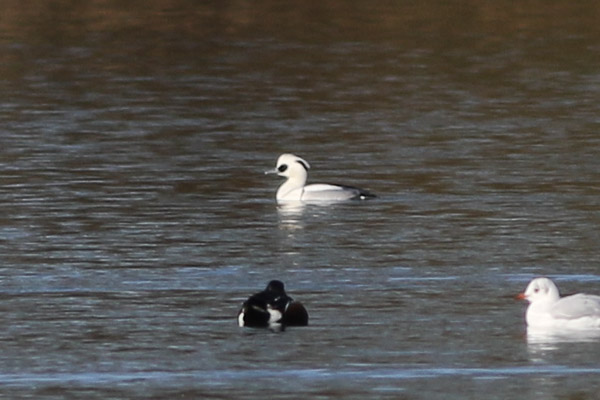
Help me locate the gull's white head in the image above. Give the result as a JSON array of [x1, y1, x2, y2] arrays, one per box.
[[519, 277, 561, 304]]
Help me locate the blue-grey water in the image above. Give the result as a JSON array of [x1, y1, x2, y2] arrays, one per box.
[[1, 1, 600, 399]]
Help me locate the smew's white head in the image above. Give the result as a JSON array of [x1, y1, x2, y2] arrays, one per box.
[[265, 153, 311, 200]]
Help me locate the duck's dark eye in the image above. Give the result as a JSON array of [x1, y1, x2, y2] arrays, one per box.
[[534, 288, 539, 293], [278, 164, 288, 172]]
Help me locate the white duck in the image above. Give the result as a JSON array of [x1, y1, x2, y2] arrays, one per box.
[[517, 277, 600, 331], [265, 153, 375, 202]]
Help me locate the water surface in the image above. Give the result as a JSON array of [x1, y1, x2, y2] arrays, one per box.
[[1, 1, 600, 399]]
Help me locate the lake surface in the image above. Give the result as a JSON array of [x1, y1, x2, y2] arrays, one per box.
[[1, 1, 600, 398]]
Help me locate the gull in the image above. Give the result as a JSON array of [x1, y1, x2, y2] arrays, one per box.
[[517, 277, 600, 331], [266, 153, 375, 202]]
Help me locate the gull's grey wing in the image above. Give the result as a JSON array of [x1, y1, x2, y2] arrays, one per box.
[[551, 294, 600, 320]]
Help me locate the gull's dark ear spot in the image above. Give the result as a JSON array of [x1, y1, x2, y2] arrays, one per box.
[[296, 160, 309, 171]]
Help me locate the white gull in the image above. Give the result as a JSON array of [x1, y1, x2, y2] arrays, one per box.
[[517, 277, 600, 331]]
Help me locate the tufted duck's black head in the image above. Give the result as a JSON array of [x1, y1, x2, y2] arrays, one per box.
[[237, 280, 309, 330]]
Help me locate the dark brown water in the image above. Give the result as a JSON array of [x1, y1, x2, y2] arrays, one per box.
[[1, 1, 600, 398]]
